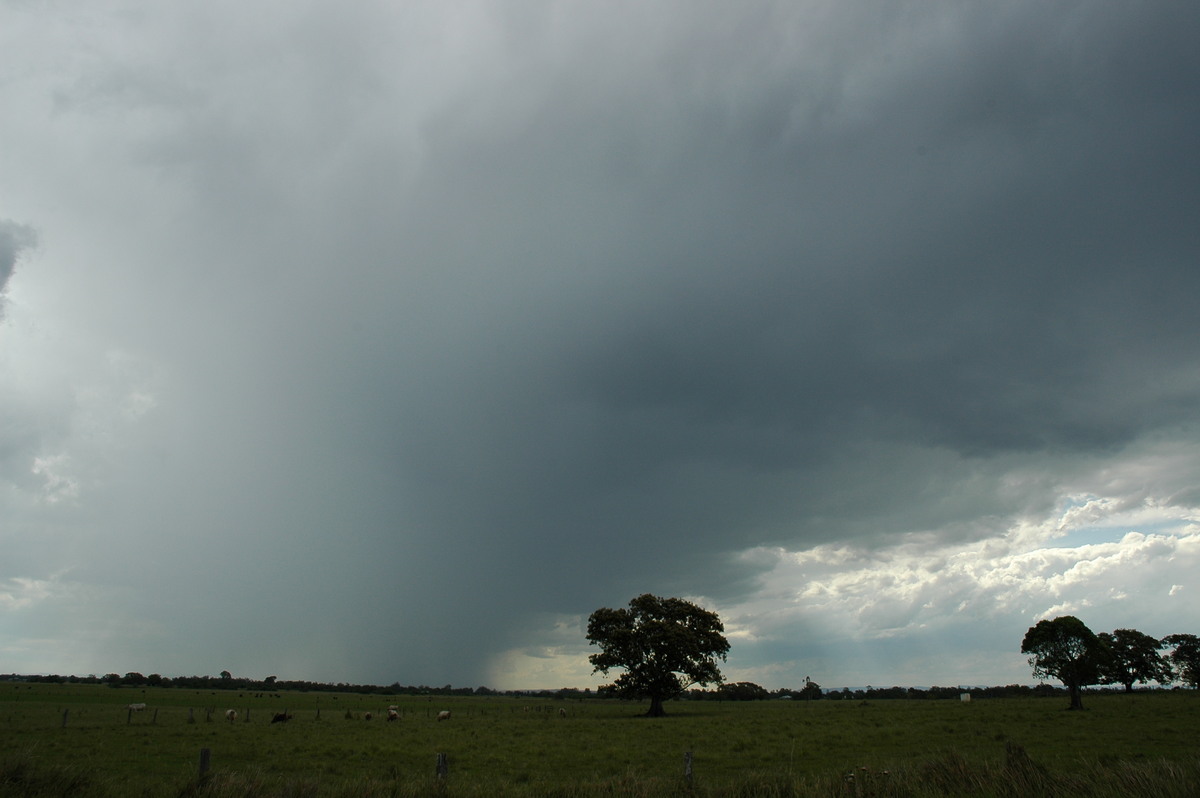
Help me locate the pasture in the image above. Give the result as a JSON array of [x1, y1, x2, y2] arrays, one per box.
[[2, 683, 1198, 796]]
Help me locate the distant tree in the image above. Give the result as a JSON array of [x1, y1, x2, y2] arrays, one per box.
[[1163, 634, 1200, 688], [717, 681, 769, 701], [219, 670, 232, 681], [1098, 629, 1172, 692], [798, 677, 822, 701], [264, 675, 277, 686], [1021, 616, 1107, 710], [29, 674, 65, 684], [587, 593, 730, 717]]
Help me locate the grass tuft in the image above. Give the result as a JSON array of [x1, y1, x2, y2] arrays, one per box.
[[1, 755, 106, 798]]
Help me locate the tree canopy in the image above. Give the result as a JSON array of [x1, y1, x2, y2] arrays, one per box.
[[797, 677, 823, 701], [1021, 616, 1107, 710], [587, 593, 730, 717], [717, 681, 769, 701], [1163, 633, 1200, 688], [1098, 628, 1172, 692]]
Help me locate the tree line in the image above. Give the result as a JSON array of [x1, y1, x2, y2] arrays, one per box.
[[6, 673, 1085, 704], [1021, 617, 1199, 709], [7, 600, 1195, 716], [0, 672, 564, 698], [682, 682, 1076, 701]]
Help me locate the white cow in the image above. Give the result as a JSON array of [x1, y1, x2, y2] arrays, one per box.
[[225, 709, 238, 723], [126, 703, 146, 711], [436, 710, 451, 722], [387, 709, 399, 721]]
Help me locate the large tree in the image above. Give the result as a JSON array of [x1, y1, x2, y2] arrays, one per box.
[[1021, 616, 1107, 710], [1163, 633, 1200, 688], [1098, 629, 1172, 692], [587, 593, 730, 717]]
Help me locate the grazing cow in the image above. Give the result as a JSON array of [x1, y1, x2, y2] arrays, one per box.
[[126, 703, 146, 711], [271, 712, 292, 724], [559, 707, 567, 718], [225, 709, 238, 723], [436, 710, 451, 722], [387, 709, 399, 721]]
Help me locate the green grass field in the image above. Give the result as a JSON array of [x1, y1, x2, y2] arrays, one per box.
[[2, 683, 1198, 796]]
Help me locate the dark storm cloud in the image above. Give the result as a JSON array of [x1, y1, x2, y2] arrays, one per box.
[[377, 0, 1200, 535], [161, 0, 1188, 687], [297, 0, 1200, 680]]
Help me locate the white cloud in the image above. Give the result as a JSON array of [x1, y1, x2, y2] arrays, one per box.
[[30, 455, 78, 504], [700, 479, 1200, 688], [0, 575, 59, 611]]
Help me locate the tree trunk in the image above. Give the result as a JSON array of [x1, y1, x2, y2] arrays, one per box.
[[1067, 683, 1084, 710], [646, 695, 667, 717]]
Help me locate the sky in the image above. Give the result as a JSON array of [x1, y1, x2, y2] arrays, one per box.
[[2, 0, 1199, 692]]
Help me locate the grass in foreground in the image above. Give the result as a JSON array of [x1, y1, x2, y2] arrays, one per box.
[[3, 686, 1198, 796], [5, 744, 1200, 797]]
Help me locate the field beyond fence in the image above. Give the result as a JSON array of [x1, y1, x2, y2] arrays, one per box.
[[2, 683, 1198, 796]]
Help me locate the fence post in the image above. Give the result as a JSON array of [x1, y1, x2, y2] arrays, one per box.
[[153, 708, 159, 725], [199, 748, 211, 779], [436, 752, 448, 780], [684, 750, 694, 785], [127, 708, 133, 725], [61, 709, 69, 728]]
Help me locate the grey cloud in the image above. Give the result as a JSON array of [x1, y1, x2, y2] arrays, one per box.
[[0, 218, 44, 488], [380, 0, 1198, 499], [324, 0, 1200, 676], [3, 0, 1199, 687], [0, 219, 36, 300]]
